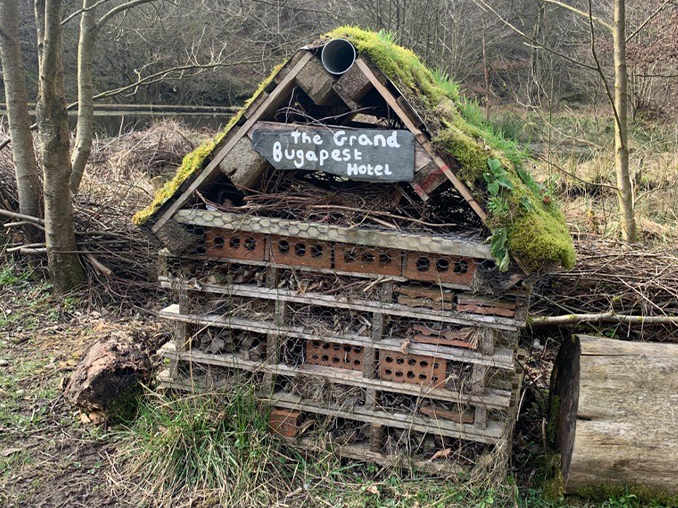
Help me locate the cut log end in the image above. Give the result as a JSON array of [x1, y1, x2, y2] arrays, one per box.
[[550, 334, 678, 496]]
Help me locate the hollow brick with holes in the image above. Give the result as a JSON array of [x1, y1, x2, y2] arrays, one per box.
[[305, 340, 364, 371], [268, 235, 332, 269], [204, 228, 267, 261], [377, 351, 447, 387], [335, 243, 403, 276], [403, 252, 476, 285]]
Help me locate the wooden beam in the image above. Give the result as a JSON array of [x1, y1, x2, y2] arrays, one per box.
[[158, 338, 512, 408], [158, 278, 523, 331], [151, 52, 313, 234], [354, 58, 487, 221], [173, 209, 492, 260]]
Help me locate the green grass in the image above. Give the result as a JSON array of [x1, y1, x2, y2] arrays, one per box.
[[111, 384, 678, 508]]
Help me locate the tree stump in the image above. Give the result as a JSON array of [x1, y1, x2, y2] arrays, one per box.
[[65, 336, 151, 415], [550, 334, 678, 495]]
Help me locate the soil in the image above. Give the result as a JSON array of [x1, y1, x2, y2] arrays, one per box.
[[0, 279, 170, 508]]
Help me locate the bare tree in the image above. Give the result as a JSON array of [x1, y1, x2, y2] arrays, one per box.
[[70, 0, 155, 194], [0, 0, 42, 239], [34, 0, 85, 291], [476, 0, 640, 242], [612, 0, 636, 241]]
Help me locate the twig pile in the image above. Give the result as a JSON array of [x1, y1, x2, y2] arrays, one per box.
[[531, 234, 678, 342], [204, 169, 482, 237], [0, 120, 211, 307]]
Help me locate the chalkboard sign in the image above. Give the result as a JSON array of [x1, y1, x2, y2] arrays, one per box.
[[251, 123, 415, 182]]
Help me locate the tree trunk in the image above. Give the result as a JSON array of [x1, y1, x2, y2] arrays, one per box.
[[35, 0, 85, 292], [550, 335, 678, 495], [613, 0, 637, 242], [70, 0, 97, 195], [0, 0, 43, 234]]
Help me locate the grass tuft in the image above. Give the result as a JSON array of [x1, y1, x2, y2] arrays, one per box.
[[117, 385, 297, 506]]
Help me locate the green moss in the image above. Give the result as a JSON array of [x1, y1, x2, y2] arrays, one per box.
[[542, 470, 565, 501], [132, 63, 285, 225], [327, 26, 574, 272], [576, 484, 678, 507], [546, 395, 561, 446], [136, 26, 575, 271]]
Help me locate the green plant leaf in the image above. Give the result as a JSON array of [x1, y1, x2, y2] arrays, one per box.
[[487, 180, 499, 196], [496, 175, 513, 190], [487, 158, 502, 173], [499, 250, 510, 272], [489, 228, 507, 257]]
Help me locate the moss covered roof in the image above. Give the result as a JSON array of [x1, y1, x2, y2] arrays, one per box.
[[134, 26, 575, 273]]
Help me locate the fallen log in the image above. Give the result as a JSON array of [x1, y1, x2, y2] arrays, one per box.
[[65, 336, 151, 416], [550, 334, 678, 495]]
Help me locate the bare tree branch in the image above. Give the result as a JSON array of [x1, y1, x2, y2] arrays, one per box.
[[473, 0, 598, 71], [95, 0, 156, 30], [61, 0, 112, 25], [626, 0, 673, 42], [529, 311, 678, 327], [248, 0, 340, 16], [539, 0, 613, 31]]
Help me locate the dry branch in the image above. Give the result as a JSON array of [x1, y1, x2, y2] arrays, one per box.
[[530, 311, 678, 327]]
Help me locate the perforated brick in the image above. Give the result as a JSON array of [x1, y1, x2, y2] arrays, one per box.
[[268, 235, 332, 269], [403, 252, 476, 286], [335, 243, 403, 276], [204, 228, 266, 261], [378, 351, 447, 387], [306, 340, 364, 371]]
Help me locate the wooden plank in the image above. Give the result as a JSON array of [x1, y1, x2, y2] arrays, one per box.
[[158, 304, 516, 369], [151, 52, 313, 234], [244, 91, 269, 119], [419, 405, 474, 424], [354, 58, 487, 221], [293, 437, 466, 476], [159, 278, 523, 331], [267, 392, 505, 443], [174, 209, 492, 260], [158, 340, 512, 409]]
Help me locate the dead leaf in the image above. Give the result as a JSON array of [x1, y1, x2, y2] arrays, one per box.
[[88, 411, 106, 424], [428, 448, 452, 462], [1, 448, 22, 457], [365, 485, 380, 497]]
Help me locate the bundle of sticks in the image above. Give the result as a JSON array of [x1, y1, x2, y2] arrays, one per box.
[[530, 234, 678, 342], [0, 194, 158, 301], [211, 170, 477, 235]]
